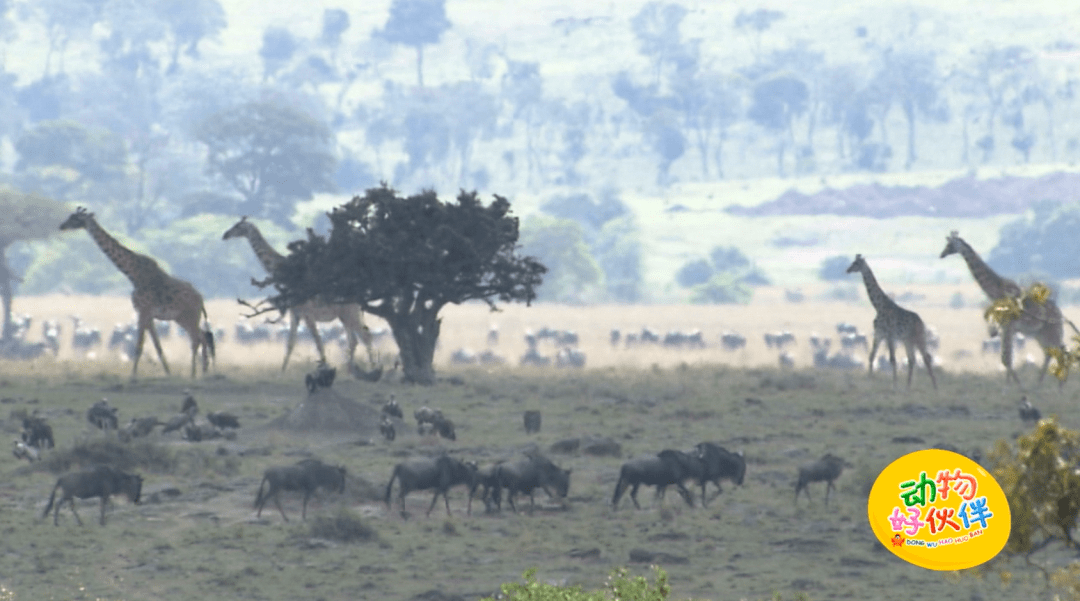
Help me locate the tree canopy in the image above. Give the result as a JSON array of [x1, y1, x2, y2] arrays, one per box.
[[0, 190, 68, 339], [375, 0, 451, 87], [252, 186, 545, 384], [195, 101, 336, 229]]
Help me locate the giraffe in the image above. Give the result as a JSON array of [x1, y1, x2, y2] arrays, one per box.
[[940, 230, 1066, 387], [59, 207, 212, 379], [846, 254, 938, 390], [222, 216, 376, 371]]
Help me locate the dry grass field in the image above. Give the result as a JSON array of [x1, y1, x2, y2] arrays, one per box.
[[9, 286, 1066, 376], [1, 292, 1079, 600]]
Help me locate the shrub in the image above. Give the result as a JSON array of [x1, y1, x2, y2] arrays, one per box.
[[484, 566, 673, 601], [40, 437, 176, 474], [308, 508, 379, 544]]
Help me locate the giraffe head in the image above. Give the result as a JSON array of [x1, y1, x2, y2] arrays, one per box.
[[222, 216, 254, 241], [59, 207, 94, 231], [845, 254, 867, 274], [939, 230, 964, 259]]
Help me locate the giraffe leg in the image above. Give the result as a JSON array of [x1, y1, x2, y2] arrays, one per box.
[[343, 307, 375, 366], [131, 319, 149, 379], [282, 312, 301, 372], [1001, 325, 1023, 388], [905, 342, 917, 389], [887, 339, 898, 387], [147, 322, 170, 376], [920, 345, 938, 390], [867, 335, 882, 376], [306, 315, 327, 364]]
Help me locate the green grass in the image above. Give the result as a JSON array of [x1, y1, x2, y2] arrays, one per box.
[[0, 361, 1075, 600]]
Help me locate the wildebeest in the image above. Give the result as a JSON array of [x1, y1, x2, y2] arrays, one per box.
[[384, 454, 478, 517], [305, 360, 336, 393], [794, 454, 848, 505], [119, 416, 160, 441], [42, 465, 143, 526], [491, 455, 571, 513], [382, 395, 403, 419], [182, 422, 221, 442], [555, 348, 586, 368], [694, 443, 746, 506], [207, 411, 240, 429], [87, 399, 119, 431], [254, 459, 347, 522], [523, 410, 542, 434], [379, 415, 396, 441], [161, 411, 194, 434], [1019, 396, 1041, 423], [414, 406, 455, 440], [612, 450, 702, 510], [21, 414, 55, 450]]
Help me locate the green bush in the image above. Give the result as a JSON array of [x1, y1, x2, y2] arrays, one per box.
[[484, 566, 673, 601]]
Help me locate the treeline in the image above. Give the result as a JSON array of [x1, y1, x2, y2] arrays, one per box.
[[0, 1, 1076, 298]]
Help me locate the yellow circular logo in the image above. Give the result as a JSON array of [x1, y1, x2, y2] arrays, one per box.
[[867, 449, 1010, 571]]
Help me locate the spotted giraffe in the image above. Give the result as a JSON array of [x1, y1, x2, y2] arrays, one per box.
[[222, 216, 375, 371], [59, 207, 212, 379], [940, 230, 1066, 387], [846, 254, 937, 390]]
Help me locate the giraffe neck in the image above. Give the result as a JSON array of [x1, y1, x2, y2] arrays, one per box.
[[955, 239, 1019, 299], [241, 226, 285, 274], [857, 266, 897, 314], [84, 217, 157, 287]]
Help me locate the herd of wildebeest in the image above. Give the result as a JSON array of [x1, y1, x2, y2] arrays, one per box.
[[9, 359, 856, 527]]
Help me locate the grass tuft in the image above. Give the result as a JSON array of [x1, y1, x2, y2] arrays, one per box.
[[39, 436, 176, 474], [308, 508, 379, 544]]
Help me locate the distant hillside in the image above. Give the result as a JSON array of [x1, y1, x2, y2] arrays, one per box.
[[725, 172, 1080, 218]]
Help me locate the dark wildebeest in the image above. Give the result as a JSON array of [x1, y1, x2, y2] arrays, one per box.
[[794, 454, 848, 506], [384, 454, 478, 517], [470, 463, 502, 513], [305, 361, 336, 393], [161, 412, 193, 434], [207, 411, 240, 429], [379, 415, 396, 441], [611, 450, 703, 510], [119, 416, 160, 442], [254, 459, 347, 522], [1019, 396, 1041, 423], [414, 407, 456, 440], [382, 395, 403, 419], [21, 415, 55, 450], [694, 443, 746, 506], [87, 399, 119, 431], [491, 455, 572, 513], [42, 465, 143, 526], [523, 410, 541, 434]]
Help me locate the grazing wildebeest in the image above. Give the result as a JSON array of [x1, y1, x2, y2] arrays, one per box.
[[87, 400, 119, 431], [120, 416, 160, 441], [384, 454, 478, 517], [21, 415, 54, 450], [1019, 396, 1041, 423], [206, 411, 240, 429], [491, 455, 572, 513], [161, 411, 193, 434], [414, 407, 455, 440], [523, 410, 541, 434], [694, 442, 746, 506], [611, 450, 702, 510], [254, 459, 347, 522], [382, 395, 403, 419], [470, 463, 502, 513], [42, 465, 143, 526], [305, 361, 336, 393], [794, 454, 848, 506], [379, 415, 396, 441]]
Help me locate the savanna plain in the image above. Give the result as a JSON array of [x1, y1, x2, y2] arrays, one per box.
[[0, 291, 1076, 601]]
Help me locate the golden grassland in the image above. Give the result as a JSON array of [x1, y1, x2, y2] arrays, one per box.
[[9, 284, 1069, 378]]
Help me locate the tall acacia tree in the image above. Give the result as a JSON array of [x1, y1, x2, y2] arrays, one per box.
[[251, 186, 545, 384], [375, 0, 451, 87], [0, 191, 69, 340]]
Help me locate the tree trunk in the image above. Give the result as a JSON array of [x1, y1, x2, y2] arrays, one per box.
[[388, 308, 441, 385], [0, 247, 12, 342], [415, 45, 425, 88]]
